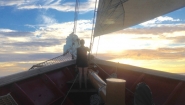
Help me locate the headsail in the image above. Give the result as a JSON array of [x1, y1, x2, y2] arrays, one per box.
[[94, 0, 185, 37]]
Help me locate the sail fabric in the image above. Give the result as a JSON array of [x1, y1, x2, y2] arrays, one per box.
[[94, 0, 185, 37]]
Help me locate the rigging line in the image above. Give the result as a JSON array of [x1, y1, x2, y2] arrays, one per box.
[[90, 0, 98, 54], [73, 0, 78, 33], [94, 0, 105, 36], [73, 0, 80, 34], [92, 60, 111, 77], [75, 0, 80, 33], [96, 36, 100, 56], [92, 60, 134, 95], [61, 73, 79, 105]]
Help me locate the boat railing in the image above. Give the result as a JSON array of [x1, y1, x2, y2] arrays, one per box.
[[92, 60, 135, 95], [29, 53, 73, 70]]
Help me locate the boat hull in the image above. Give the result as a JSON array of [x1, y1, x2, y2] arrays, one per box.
[[0, 59, 185, 105]]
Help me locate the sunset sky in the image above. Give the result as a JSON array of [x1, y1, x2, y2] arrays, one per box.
[[0, 0, 185, 77]]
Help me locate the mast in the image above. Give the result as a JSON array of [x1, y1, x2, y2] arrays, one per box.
[[73, 0, 80, 34]]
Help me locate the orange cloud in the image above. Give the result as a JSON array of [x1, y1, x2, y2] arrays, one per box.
[[115, 24, 185, 35], [0, 62, 33, 77], [95, 47, 185, 60]]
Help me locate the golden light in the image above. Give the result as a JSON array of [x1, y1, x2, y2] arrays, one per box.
[[92, 34, 136, 53]]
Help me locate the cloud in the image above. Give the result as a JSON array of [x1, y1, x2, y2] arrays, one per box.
[[0, 0, 95, 12], [166, 36, 185, 43], [33, 19, 93, 39], [42, 15, 57, 24], [0, 53, 62, 62], [140, 16, 181, 27], [3, 38, 63, 47], [0, 19, 92, 56], [116, 24, 185, 36], [0, 62, 26, 77], [0, 2, 184, 74], [0, 18, 93, 74], [98, 23, 184, 52], [0, 34, 66, 54], [173, 36, 185, 43], [0, 61, 44, 77], [0, 31, 33, 37], [0, 0, 25, 6], [37, 14, 57, 25], [96, 47, 185, 60], [0, 28, 17, 32], [156, 16, 180, 22]]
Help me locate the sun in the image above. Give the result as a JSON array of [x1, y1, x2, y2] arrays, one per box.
[[92, 34, 136, 53]]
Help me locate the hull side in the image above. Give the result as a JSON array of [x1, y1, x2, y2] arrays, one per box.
[[92, 59, 185, 105], [1, 58, 185, 105], [0, 60, 76, 105]]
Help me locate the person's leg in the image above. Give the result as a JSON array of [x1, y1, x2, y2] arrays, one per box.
[[78, 67, 82, 89], [84, 67, 88, 89]]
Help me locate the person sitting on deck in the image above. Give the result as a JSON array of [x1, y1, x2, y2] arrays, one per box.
[[76, 39, 90, 89]]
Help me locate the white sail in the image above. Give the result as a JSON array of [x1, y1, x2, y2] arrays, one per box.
[[63, 33, 80, 59], [94, 0, 185, 36]]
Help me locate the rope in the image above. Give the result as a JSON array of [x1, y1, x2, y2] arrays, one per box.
[[73, 0, 80, 34], [98, 84, 106, 94], [89, 0, 98, 54], [92, 60, 134, 95], [61, 73, 79, 105], [93, 61, 111, 77], [95, 36, 100, 56]]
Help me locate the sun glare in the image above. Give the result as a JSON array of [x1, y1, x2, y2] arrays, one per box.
[[110, 58, 185, 74], [93, 34, 135, 53]]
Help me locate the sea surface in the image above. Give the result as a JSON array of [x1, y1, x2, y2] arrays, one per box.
[[0, 58, 185, 77]]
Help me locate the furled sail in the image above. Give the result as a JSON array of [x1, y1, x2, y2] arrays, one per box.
[[94, 0, 185, 37]]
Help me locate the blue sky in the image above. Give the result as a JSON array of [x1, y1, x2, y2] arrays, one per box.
[[0, 0, 185, 76]]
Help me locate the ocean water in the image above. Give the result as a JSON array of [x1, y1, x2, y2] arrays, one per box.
[[95, 54, 185, 76], [110, 59, 185, 75], [1, 58, 185, 77]]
